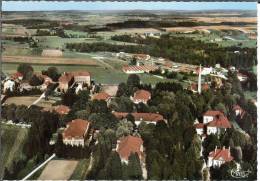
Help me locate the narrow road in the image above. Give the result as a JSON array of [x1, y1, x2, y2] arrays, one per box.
[[21, 153, 56, 181], [29, 92, 46, 108]]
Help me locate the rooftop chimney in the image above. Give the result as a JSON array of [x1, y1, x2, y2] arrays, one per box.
[[223, 146, 225, 150], [215, 146, 217, 154]]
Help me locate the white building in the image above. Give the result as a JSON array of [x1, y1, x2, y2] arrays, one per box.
[[208, 146, 233, 168], [3, 79, 16, 93]]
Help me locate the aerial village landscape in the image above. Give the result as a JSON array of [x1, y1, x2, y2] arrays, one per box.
[[0, 2, 257, 180]]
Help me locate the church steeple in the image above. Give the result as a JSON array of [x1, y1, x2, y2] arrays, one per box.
[[198, 64, 202, 94]]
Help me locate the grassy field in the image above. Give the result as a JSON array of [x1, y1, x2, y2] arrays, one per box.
[[0, 123, 29, 179], [70, 159, 90, 180]]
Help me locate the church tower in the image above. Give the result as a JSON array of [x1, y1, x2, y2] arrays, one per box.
[[198, 65, 202, 94]]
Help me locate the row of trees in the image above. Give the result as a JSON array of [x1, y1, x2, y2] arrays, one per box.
[[109, 34, 257, 69]]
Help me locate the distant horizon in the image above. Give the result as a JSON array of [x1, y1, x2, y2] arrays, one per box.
[[3, 2, 257, 11]]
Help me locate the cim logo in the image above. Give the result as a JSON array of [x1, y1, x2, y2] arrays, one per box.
[[230, 169, 251, 179]]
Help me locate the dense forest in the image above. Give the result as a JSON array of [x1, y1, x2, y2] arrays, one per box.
[[67, 34, 256, 69]]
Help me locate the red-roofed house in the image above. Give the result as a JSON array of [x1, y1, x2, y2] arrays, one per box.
[[232, 105, 245, 118], [40, 74, 53, 86], [62, 119, 91, 147], [58, 72, 74, 92], [189, 83, 210, 93], [237, 72, 248, 82], [203, 110, 223, 123], [116, 135, 144, 164], [54, 105, 71, 115], [122, 65, 158, 74], [208, 146, 233, 168], [92, 92, 112, 102], [203, 110, 231, 135], [71, 71, 91, 85], [113, 112, 165, 126], [132, 89, 151, 104], [58, 71, 91, 92], [133, 54, 151, 61], [11, 72, 23, 81]]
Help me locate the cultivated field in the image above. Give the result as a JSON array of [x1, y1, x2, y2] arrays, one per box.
[[164, 25, 255, 34], [2, 56, 99, 66], [191, 17, 256, 23], [38, 160, 78, 180]]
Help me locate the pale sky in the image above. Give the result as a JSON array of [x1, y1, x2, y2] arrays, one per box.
[[3, 1, 257, 11]]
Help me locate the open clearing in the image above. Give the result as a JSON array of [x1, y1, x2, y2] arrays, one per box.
[[2, 55, 99, 66], [38, 160, 78, 180], [5, 96, 55, 108]]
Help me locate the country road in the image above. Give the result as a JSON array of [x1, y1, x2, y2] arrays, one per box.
[[21, 154, 56, 181]]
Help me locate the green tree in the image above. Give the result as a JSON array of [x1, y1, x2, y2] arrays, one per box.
[[127, 153, 143, 179], [214, 103, 227, 115], [91, 100, 108, 113], [17, 63, 34, 80], [75, 110, 90, 120], [72, 90, 90, 111], [116, 120, 134, 138], [29, 75, 44, 86], [42, 67, 60, 81], [127, 74, 140, 90], [104, 152, 123, 179], [61, 89, 78, 107], [14, 105, 28, 122], [116, 82, 129, 97], [202, 134, 221, 158]]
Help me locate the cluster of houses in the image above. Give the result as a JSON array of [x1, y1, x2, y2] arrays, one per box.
[[194, 110, 232, 137], [2, 71, 54, 94], [61, 116, 146, 170], [56, 86, 160, 178], [194, 105, 246, 168], [194, 110, 234, 168]]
